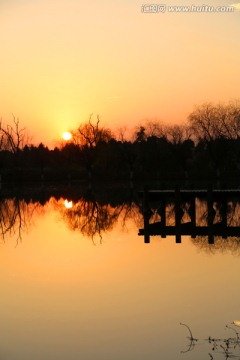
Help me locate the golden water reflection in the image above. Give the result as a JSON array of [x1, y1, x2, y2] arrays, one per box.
[[1, 194, 240, 360], [2, 195, 240, 254], [57, 195, 142, 244], [64, 199, 73, 209]]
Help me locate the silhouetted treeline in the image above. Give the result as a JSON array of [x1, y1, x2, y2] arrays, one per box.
[[1, 101, 240, 184]]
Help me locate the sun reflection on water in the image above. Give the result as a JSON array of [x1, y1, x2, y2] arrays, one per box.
[[64, 199, 73, 209]]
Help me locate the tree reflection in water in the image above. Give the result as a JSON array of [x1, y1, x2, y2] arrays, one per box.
[[0, 189, 143, 245], [2, 190, 240, 253], [0, 197, 43, 244], [59, 198, 120, 244], [57, 190, 142, 244]]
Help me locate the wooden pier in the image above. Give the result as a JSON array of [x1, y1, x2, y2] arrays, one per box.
[[138, 187, 240, 244]]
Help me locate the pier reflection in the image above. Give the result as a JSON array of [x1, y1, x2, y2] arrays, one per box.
[[138, 188, 240, 250], [1, 187, 240, 254]]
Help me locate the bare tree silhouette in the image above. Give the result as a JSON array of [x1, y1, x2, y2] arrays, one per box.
[[0, 116, 30, 153], [189, 101, 240, 142], [71, 114, 113, 149]]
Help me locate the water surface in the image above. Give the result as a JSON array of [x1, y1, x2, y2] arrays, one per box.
[[1, 195, 240, 360]]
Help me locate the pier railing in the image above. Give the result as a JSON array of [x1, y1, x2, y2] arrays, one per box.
[[138, 186, 240, 244]]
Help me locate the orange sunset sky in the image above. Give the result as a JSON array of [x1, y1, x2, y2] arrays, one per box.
[[1, 0, 240, 147]]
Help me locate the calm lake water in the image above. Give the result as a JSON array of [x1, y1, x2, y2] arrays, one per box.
[[1, 192, 240, 360]]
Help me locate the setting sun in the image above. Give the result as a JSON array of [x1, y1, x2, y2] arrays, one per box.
[[62, 131, 72, 141]]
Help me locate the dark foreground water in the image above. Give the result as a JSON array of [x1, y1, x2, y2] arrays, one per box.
[[1, 194, 240, 360]]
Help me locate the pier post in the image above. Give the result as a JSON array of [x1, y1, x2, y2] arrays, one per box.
[[184, 170, 189, 188], [220, 199, 228, 239], [216, 168, 220, 189], [189, 197, 196, 238], [143, 186, 150, 243], [207, 185, 214, 244], [175, 185, 181, 243], [158, 199, 166, 238]]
